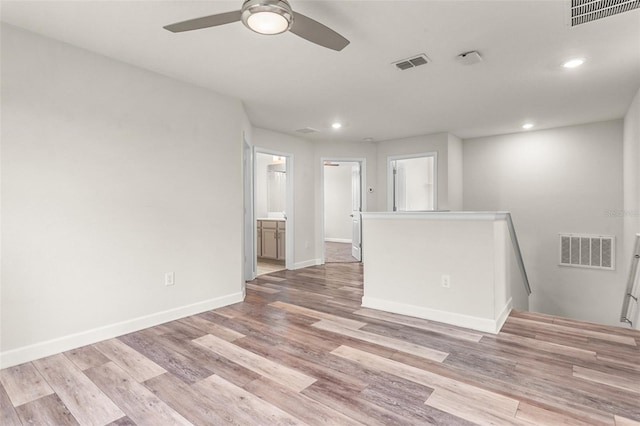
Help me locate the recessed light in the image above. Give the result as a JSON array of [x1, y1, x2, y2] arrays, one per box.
[[331, 122, 342, 129], [363, 137, 374, 142], [562, 58, 585, 69], [522, 123, 534, 130]]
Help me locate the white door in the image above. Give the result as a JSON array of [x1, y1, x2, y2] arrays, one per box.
[[351, 164, 362, 261]]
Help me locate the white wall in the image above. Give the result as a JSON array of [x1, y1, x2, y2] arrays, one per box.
[[252, 128, 316, 268], [323, 163, 354, 242], [623, 88, 640, 329], [362, 213, 520, 333], [376, 133, 450, 211], [447, 134, 463, 211], [254, 153, 271, 219], [1, 25, 247, 366], [464, 120, 625, 326]]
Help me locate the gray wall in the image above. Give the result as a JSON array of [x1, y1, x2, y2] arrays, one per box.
[[1, 25, 248, 365], [623, 88, 640, 328], [463, 120, 625, 325]]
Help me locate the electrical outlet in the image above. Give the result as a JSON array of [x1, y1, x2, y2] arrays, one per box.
[[165, 272, 175, 287], [441, 274, 450, 288]]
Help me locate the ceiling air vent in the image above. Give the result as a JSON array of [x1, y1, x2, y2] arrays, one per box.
[[296, 127, 319, 134], [393, 54, 430, 71], [569, 0, 640, 26]]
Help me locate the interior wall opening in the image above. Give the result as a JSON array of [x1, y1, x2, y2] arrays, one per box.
[[322, 159, 364, 264]]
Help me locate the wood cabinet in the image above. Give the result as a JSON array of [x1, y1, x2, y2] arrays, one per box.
[[257, 220, 285, 260]]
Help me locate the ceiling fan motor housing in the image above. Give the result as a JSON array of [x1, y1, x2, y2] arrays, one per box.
[[241, 0, 294, 34]]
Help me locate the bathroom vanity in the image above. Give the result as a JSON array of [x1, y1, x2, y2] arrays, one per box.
[[257, 219, 286, 261]]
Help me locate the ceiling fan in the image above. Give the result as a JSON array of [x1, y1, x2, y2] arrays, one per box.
[[163, 0, 350, 51]]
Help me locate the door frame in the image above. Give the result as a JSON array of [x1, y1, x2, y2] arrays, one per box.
[[243, 135, 254, 286], [320, 157, 367, 264], [253, 147, 294, 273], [386, 152, 438, 212]]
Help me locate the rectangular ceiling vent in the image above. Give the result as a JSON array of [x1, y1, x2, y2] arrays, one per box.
[[393, 54, 430, 71], [559, 233, 615, 270], [569, 0, 640, 26], [295, 127, 319, 134]]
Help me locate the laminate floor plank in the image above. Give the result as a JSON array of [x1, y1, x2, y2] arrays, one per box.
[[32, 354, 125, 425], [354, 307, 484, 342], [178, 314, 246, 341], [86, 362, 192, 426], [508, 316, 637, 346], [193, 333, 317, 392], [244, 376, 365, 426], [0, 382, 22, 426], [573, 365, 640, 394], [15, 393, 80, 426], [94, 338, 166, 383], [3, 263, 640, 425], [313, 319, 449, 362], [152, 332, 261, 388], [118, 331, 213, 384], [143, 373, 236, 425], [0, 361, 54, 406], [332, 345, 521, 418], [192, 374, 305, 425], [270, 301, 368, 329], [64, 345, 111, 371]]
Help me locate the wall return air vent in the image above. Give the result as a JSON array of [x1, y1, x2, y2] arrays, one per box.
[[392, 54, 430, 71], [559, 233, 615, 270], [569, 0, 640, 26]]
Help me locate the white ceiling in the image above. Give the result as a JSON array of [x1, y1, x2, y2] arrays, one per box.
[[2, 0, 639, 142]]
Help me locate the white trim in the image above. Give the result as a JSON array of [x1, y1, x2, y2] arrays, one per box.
[[362, 211, 510, 221], [495, 297, 513, 333], [0, 292, 244, 368], [325, 238, 352, 243], [293, 259, 323, 270], [361, 296, 508, 334]]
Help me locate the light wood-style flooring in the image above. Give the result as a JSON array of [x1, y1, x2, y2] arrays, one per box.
[[325, 241, 358, 263], [257, 258, 286, 276], [2, 263, 639, 425]]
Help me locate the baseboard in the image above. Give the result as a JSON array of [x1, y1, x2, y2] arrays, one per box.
[[495, 297, 513, 333], [0, 291, 244, 368], [361, 296, 505, 334], [325, 238, 352, 244], [293, 259, 322, 270]]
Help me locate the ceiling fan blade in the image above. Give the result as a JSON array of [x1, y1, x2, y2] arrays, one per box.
[[289, 12, 349, 51], [163, 11, 242, 33]]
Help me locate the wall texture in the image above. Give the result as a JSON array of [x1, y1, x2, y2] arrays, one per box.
[[464, 120, 625, 326], [1, 25, 247, 366], [623, 88, 640, 328]]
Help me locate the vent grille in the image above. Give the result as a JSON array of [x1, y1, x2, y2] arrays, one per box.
[[569, 0, 640, 26], [295, 127, 319, 134], [559, 233, 615, 270], [393, 54, 430, 71]]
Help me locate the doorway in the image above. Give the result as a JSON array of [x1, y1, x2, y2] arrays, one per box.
[[254, 151, 292, 276], [322, 159, 365, 263], [387, 153, 437, 212]]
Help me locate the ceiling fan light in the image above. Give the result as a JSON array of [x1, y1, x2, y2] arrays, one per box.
[[241, 0, 293, 35], [246, 11, 289, 34]]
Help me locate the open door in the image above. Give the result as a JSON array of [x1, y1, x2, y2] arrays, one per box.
[[351, 163, 362, 261]]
